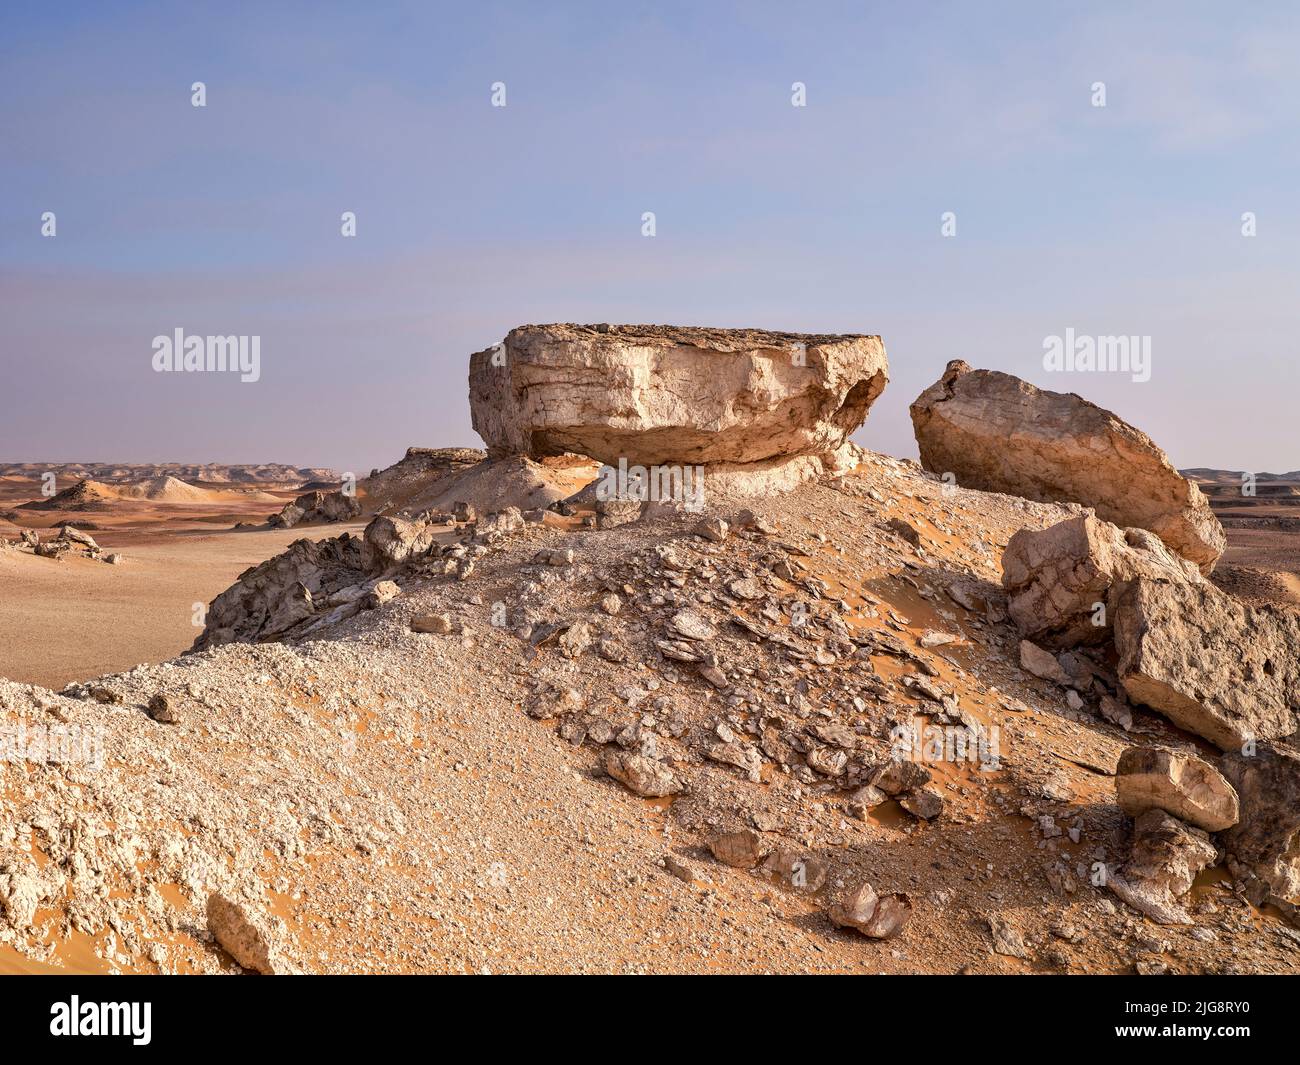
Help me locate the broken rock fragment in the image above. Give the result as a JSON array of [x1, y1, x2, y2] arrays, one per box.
[[709, 829, 767, 869], [604, 750, 681, 798], [1115, 745, 1239, 832], [1108, 809, 1217, 926], [206, 893, 291, 974], [1113, 578, 1300, 751], [1002, 514, 1203, 648], [1220, 744, 1300, 904], [828, 883, 912, 939]]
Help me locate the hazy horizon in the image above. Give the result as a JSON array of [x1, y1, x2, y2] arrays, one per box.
[[4, 2, 1298, 476]]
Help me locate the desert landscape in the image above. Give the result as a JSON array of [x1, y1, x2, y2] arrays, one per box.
[[2, 324, 1299, 981]]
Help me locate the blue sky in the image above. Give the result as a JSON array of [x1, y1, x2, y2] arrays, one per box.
[[3, 1, 1298, 474]]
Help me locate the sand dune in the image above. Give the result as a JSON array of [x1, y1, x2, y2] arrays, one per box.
[[20, 476, 283, 510]]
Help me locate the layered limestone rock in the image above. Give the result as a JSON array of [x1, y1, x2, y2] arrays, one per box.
[[1220, 745, 1300, 904], [1002, 515, 1203, 648], [1113, 579, 1300, 751], [911, 361, 1225, 573], [469, 324, 888, 486], [1115, 746, 1239, 832]]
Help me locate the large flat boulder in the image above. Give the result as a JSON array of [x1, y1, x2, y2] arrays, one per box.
[[1002, 515, 1202, 648], [911, 361, 1224, 573], [469, 324, 888, 469], [1113, 579, 1300, 751], [1115, 745, 1239, 832], [1220, 745, 1300, 904]]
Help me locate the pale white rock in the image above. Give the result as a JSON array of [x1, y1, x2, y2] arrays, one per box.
[[469, 324, 888, 482], [912, 360, 1225, 573]]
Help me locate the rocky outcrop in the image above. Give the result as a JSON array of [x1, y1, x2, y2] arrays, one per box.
[[911, 361, 1225, 573], [1108, 809, 1218, 925], [1113, 579, 1300, 751], [1115, 746, 1239, 832], [469, 324, 888, 481], [269, 489, 361, 529], [1002, 515, 1202, 648], [193, 534, 368, 649], [1220, 745, 1300, 904]]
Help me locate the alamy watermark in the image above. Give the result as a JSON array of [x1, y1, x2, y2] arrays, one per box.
[[0, 719, 105, 770], [1042, 328, 1150, 383], [594, 457, 705, 512], [890, 716, 1001, 770], [152, 329, 260, 383]]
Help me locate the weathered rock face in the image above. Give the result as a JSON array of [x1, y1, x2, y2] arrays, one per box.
[[469, 324, 888, 471], [1115, 746, 1239, 832], [193, 534, 368, 649], [1113, 579, 1300, 751], [1003, 515, 1203, 648], [1220, 745, 1300, 904], [912, 361, 1225, 573], [1109, 809, 1218, 925]]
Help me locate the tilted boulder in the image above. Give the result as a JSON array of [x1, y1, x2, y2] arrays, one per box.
[[912, 361, 1224, 573], [1115, 745, 1239, 832], [469, 324, 888, 479], [1220, 744, 1300, 904], [1108, 809, 1218, 925], [1002, 515, 1203, 648], [1113, 579, 1300, 751]]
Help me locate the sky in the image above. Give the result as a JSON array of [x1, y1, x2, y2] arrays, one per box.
[[3, 1, 1298, 476]]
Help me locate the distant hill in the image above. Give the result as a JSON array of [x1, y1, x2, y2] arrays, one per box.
[[21, 476, 283, 510], [0, 461, 337, 485]]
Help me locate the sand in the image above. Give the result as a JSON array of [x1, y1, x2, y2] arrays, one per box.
[[0, 523, 365, 690]]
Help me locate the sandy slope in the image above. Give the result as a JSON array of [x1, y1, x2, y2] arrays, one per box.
[[3, 452, 1297, 976]]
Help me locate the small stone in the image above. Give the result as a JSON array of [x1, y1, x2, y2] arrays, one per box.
[[987, 916, 1032, 959], [828, 883, 913, 939], [604, 750, 680, 798], [695, 517, 729, 543], [206, 893, 290, 975], [146, 693, 180, 724], [709, 829, 767, 869], [663, 855, 696, 883], [364, 580, 401, 608], [900, 787, 944, 820], [1019, 640, 1071, 685]]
